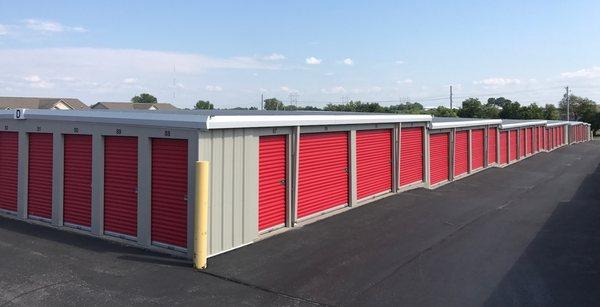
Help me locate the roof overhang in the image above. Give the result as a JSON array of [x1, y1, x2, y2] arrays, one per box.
[[0, 110, 432, 130], [499, 120, 547, 129], [428, 119, 502, 129], [546, 121, 569, 127]]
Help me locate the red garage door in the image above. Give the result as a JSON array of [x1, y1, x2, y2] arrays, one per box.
[[454, 130, 468, 176], [526, 128, 533, 155], [259, 135, 287, 231], [357, 129, 392, 200], [151, 138, 188, 248], [28, 133, 53, 220], [538, 127, 543, 150], [429, 133, 449, 185], [0, 132, 19, 213], [509, 130, 517, 161], [63, 135, 92, 228], [471, 129, 484, 170], [400, 127, 423, 187], [519, 129, 526, 158], [500, 131, 508, 165], [488, 128, 497, 165], [545, 129, 550, 150], [104, 136, 138, 238], [298, 132, 348, 219]]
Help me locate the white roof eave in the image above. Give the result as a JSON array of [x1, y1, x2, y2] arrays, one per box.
[[206, 114, 432, 129], [428, 119, 502, 130], [499, 120, 547, 129]]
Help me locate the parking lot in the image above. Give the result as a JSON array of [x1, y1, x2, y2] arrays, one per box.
[[1, 141, 599, 306]]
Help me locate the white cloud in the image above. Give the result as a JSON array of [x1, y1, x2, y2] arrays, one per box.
[[397, 78, 413, 85], [263, 53, 286, 61], [351, 86, 382, 94], [305, 56, 322, 65], [343, 58, 354, 66], [123, 78, 137, 84], [560, 67, 600, 79], [321, 86, 346, 94], [473, 77, 521, 86], [0, 24, 8, 36], [23, 19, 88, 33], [22, 75, 53, 89], [395, 60, 405, 65], [205, 85, 223, 92], [324, 72, 335, 76]]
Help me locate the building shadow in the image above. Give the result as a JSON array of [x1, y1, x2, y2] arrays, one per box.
[[484, 163, 600, 306]]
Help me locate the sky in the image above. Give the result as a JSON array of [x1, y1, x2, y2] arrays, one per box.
[[1, 1, 600, 109]]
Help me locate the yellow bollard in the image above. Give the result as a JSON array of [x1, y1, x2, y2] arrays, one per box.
[[194, 161, 209, 270]]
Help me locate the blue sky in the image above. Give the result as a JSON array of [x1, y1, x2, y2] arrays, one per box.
[[1, 1, 600, 108]]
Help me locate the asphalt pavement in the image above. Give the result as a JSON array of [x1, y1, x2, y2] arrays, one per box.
[[1, 141, 599, 306]]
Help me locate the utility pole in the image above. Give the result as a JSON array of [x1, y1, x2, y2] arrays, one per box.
[[450, 85, 453, 109], [565, 86, 570, 121], [260, 93, 264, 110]]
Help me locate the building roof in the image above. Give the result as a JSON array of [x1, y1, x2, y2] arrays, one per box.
[[499, 119, 547, 129], [91, 102, 179, 110], [429, 117, 502, 129], [0, 109, 432, 130], [0, 97, 88, 110]]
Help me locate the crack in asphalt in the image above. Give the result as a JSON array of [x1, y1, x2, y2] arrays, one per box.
[[1, 279, 75, 307]]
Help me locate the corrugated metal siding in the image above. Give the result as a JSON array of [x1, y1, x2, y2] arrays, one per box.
[[0, 132, 18, 213], [104, 136, 138, 237], [258, 135, 287, 231], [519, 129, 526, 157], [27, 133, 53, 219], [63, 134, 92, 227], [200, 129, 258, 256], [151, 138, 188, 248], [500, 131, 508, 164], [488, 128, 497, 164], [298, 132, 349, 218], [454, 131, 468, 176], [356, 129, 392, 200], [400, 127, 424, 186], [509, 130, 517, 161], [471, 129, 484, 170], [429, 133, 449, 185]]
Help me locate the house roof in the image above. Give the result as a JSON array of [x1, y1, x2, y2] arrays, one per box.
[[0, 97, 88, 110], [91, 102, 179, 110]]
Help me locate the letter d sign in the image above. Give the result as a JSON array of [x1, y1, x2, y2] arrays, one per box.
[[14, 109, 26, 120]]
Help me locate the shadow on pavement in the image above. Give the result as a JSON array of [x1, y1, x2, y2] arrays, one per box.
[[485, 163, 600, 306]]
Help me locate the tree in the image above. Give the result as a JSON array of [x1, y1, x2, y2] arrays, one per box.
[[543, 104, 560, 120], [131, 93, 157, 104], [194, 100, 214, 110], [499, 100, 522, 119], [428, 106, 457, 117], [457, 98, 483, 118], [480, 104, 500, 118], [263, 98, 284, 110], [519, 103, 545, 119], [487, 97, 512, 108], [559, 94, 596, 120], [387, 102, 425, 114]]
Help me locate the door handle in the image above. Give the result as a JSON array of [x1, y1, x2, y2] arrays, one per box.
[[280, 179, 286, 186]]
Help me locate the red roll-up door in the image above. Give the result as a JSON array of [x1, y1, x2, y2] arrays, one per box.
[[429, 133, 449, 185], [553, 128, 557, 148], [357, 129, 392, 200], [500, 131, 508, 164], [509, 130, 517, 161], [400, 127, 423, 187], [454, 130, 468, 176], [0, 132, 19, 213], [151, 138, 188, 248], [28, 133, 53, 220], [488, 128, 497, 165], [63, 134, 92, 228], [519, 129, 526, 158], [540, 127, 544, 149], [104, 136, 138, 238], [259, 135, 287, 231], [298, 132, 348, 219], [545, 129, 550, 150], [471, 129, 484, 170], [526, 128, 533, 155]]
